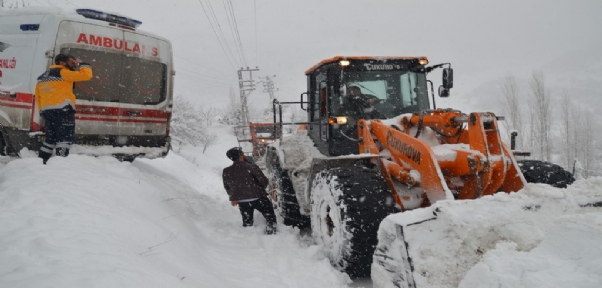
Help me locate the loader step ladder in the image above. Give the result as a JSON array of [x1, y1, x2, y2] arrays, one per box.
[[271, 99, 309, 140]]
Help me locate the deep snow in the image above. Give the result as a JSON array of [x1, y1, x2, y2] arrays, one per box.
[[1, 124, 601, 288], [0, 124, 351, 288]]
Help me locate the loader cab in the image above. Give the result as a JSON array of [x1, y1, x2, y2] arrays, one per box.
[[305, 56, 431, 156]]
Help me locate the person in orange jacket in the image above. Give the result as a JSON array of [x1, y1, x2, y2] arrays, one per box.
[[35, 54, 93, 164]]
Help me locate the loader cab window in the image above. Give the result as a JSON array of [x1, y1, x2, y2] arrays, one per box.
[[62, 48, 167, 105], [338, 70, 429, 119], [312, 72, 327, 121]]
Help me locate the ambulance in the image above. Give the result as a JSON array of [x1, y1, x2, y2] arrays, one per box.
[[0, 7, 174, 160]]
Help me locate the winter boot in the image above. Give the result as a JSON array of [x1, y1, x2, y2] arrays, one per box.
[[265, 224, 277, 235]]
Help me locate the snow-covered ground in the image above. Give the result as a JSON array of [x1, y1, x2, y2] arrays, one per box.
[[1, 124, 601, 288], [0, 124, 351, 288]]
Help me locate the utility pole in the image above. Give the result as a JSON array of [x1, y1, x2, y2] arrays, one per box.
[[238, 67, 259, 125], [261, 75, 277, 102], [259, 75, 278, 121]]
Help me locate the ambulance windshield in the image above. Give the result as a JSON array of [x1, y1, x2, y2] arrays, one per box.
[[63, 48, 167, 105]]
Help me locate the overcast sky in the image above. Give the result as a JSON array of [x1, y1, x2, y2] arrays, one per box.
[[22, 0, 602, 110]]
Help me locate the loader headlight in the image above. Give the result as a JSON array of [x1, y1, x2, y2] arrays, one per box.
[[329, 116, 349, 125], [339, 60, 350, 67], [419, 57, 429, 65]]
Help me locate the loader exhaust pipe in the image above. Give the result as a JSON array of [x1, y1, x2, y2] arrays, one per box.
[[511, 131, 518, 151]]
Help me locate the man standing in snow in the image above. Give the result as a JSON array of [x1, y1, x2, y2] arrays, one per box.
[[35, 54, 93, 164], [222, 147, 277, 235]]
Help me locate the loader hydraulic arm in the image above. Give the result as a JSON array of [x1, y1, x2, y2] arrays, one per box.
[[357, 109, 526, 211]]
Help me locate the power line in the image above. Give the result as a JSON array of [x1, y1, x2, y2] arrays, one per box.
[[222, 0, 246, 67], [254, 0, 258, 67], [173, 55, 232, 77], [177, 71, 233, 87], [226, 0, 247, 67], [206, 0, 241, 68], [177, 69, 233, 85], [175, 65, 235, 82], [197, 0, 237, 69], [64, 0, 78, 7]]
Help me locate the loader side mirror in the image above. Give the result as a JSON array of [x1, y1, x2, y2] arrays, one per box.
[[438, 86, 450, 97], [442, 68, 453, 89], [300, 92, 309, 111]]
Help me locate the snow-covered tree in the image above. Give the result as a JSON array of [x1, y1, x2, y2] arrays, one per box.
[[499, 74, 524, 149], [170, 95, 217, 153], [198, 105, 219, 127], [559, 89, 575, 170], [573, 110, 595, 178], [528, 70, 552, 161], [219, 86, 243, 125]]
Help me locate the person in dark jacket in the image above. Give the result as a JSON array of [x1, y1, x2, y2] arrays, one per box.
[[222, 147, 277, 235]]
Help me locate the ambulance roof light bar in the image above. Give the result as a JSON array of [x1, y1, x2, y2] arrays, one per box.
[[76, 9, 142, 28]]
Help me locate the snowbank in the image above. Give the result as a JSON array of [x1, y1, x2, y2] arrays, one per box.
[[372, 179, 602, 288], [0, 133, 350, 288]]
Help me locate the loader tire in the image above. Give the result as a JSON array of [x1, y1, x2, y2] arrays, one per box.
[[0, 132, 6, 156], [310, 166, 396, 278], [267, 149, 310, 228], [518, 160, 575, 188]]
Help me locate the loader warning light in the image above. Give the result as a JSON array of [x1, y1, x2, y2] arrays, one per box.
[[76, 9, 142, 28], [419, 58, 429, 65]]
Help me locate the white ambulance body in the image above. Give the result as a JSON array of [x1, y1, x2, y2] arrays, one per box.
[[0, 7, 173, 159]]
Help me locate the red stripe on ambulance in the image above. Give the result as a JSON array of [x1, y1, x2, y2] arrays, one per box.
[[76, 116, 166, 124], [0, 92, 33, 109]]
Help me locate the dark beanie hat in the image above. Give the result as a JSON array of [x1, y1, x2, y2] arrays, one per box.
[[54, 54, 73, 64], [226, 147, 243, 161]]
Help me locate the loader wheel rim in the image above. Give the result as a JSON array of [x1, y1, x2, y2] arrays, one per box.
[[313, 185, 345, 263], [325, 205, 334, 237]]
